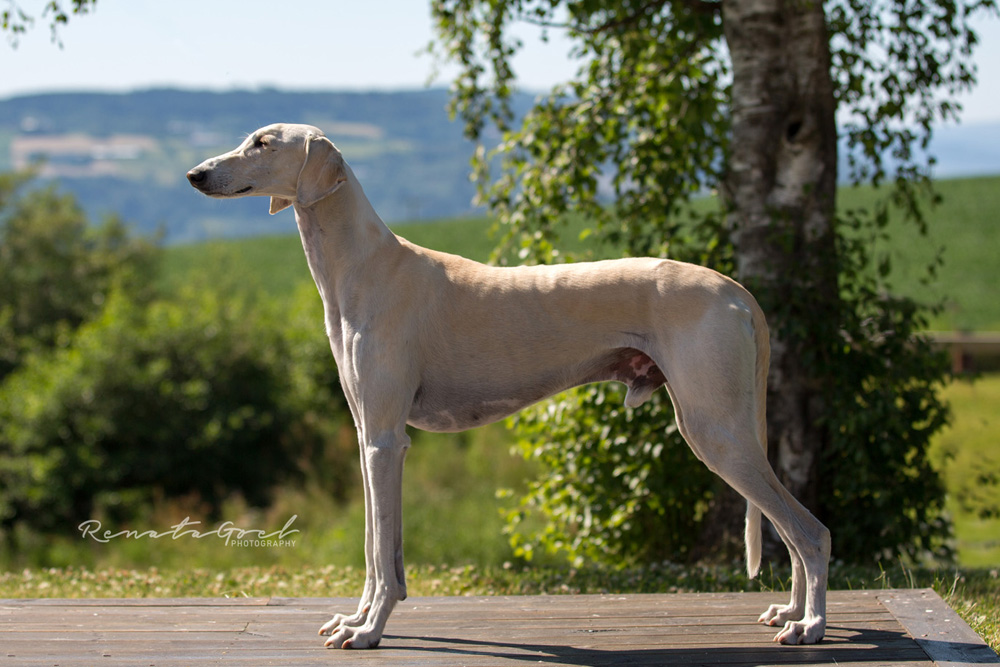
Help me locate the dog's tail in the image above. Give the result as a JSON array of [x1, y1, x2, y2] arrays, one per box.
[[745, 295, 770, 580], [746, 502, 763, 579]]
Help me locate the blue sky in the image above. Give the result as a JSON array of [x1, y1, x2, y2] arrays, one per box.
[[2, 0, 999, 124], [0, 1, 578, 94]]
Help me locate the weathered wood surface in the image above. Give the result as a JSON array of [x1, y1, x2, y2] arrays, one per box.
[[1, 589, 996, 666]]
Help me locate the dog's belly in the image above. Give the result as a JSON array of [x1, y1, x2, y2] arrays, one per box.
[[407, 369, 561, 431], [406, 347, 666, 433], [407, 393, 534, 432]]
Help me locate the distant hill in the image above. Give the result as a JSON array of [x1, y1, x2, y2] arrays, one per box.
[[0, 89, 536, 243], [1, 88, 998, 243]]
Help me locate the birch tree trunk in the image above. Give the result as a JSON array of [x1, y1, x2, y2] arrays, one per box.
[[720, 0, 839, 555]]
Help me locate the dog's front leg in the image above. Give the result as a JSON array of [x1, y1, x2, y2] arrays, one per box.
[[323, 428, 410, 649], [319, 432, 376, 635]]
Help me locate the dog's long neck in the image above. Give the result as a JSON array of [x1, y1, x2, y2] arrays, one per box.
[[292, 165, 399, 336]]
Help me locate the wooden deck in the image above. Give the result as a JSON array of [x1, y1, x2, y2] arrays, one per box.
[[2, 589, 998, 666]]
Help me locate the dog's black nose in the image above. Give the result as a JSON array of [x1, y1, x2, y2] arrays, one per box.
[[187, 169, 207, 185]]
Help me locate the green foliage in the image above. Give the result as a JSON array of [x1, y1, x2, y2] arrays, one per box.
[[1, 286, 291, 531], [438, 0, 730, 265], [829, 0, 995, 189], [0, 174, 351, 541], [432, 0, 995, 566], [0, 172, 158, 379], [818, 277, 953, 562], [505, 385, 711, 567], [1, 0, 96, 42]]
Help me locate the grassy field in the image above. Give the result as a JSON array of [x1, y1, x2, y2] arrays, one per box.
[[158, 215, 500, 299], [841, 175, 1000, 330], [932, 375, 1000, 566]]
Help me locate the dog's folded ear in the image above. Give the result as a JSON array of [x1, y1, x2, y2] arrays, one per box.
[[296, 135, 347, 207], [269, 197, 293, 214]]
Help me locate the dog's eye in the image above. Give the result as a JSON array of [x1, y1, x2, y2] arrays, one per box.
[[253, 135, 270, 149]]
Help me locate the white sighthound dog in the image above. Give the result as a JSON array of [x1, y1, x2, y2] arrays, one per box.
[[188, 123, 831, 649]]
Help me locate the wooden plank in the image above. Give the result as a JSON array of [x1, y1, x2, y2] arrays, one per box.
[[0, 596, 272, 606], [3, 639, 927, 667], [316, 590, 889, 609], [0, 590, 986, 666], [1, 605, 257, 632], [880, 589, 1000, 666]]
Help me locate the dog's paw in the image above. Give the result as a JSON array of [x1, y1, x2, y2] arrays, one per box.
[[323, 623, 382, 649], [772, 616, 825, 645], [758, 603, 804, 626], [318, 616, 345, 636], [318, 607, 369, 636]]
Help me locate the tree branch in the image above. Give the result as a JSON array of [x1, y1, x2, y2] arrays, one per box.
[[2, 0, 96, 46], [515, 0, 683, 35]]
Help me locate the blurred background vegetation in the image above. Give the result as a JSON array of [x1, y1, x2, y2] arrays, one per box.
[[1, 169, 997, 573]]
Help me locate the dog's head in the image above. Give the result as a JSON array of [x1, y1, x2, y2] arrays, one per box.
[[186, 123, 347, 214]]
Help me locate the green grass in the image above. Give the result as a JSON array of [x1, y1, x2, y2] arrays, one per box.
[[844, 176, 1000, 330], [930, 374, 1000, 567], [159, 233, 310, 298], [4, 380, 994, 648], [159, 215, 503, 299]]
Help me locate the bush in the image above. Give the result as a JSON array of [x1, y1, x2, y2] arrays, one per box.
[[0, 174, 353, 537], [0, 174, 157, 380], [504, 384, 714, 567], [0, 287, 297, 530]]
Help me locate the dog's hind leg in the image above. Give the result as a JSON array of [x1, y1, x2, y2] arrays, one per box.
[[674, 404, 829, 644], [656, 297, 829, 645], [758, 521, 808, 626], [727, 458, 829, 644]]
